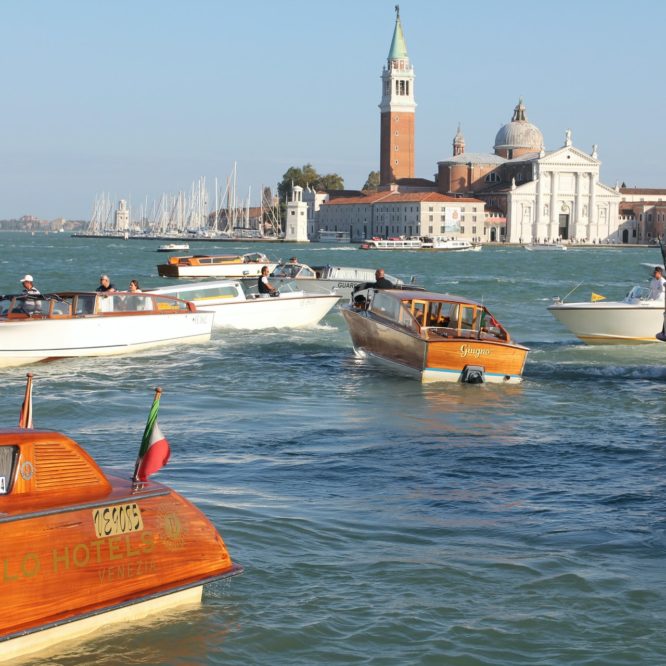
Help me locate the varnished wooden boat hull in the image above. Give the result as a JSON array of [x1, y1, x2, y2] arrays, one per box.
[[0, 473, 240, 658], [342, 308, 527, 383]]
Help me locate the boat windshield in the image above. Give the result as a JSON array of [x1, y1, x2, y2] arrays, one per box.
[[272, 263, 302, 278], [625, 286, 652, 302], [155, 284, 241, 302]]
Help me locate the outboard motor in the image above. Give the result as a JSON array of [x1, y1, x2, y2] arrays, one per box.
[[461, 365, 485, 384]]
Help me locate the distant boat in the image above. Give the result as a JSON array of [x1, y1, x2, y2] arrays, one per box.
[[157, 242, 190, 252], [426, 238, 481, 252], [360, 237, 423, 250], [157, 252, 277, 278], [317, 230, 350, 243], [524, 242, 567, 251]]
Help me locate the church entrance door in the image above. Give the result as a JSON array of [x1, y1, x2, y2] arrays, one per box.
[[622, 229, 629, 244], [558, 214, 570, 240]]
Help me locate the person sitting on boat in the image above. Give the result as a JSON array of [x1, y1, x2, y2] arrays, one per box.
[[20, 274, 40, 297], [649, 266, 666, 300], [373, 268, 394, 290], [128, 279, 141, 293], [289, 256, 298, 264], [258, 265, 277, 296], [96, 274, 116, 293]]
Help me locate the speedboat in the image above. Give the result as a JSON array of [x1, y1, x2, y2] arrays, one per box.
[[359, 237, 423, 250], [0, 382, 241, 662], [157, 242, 190, 252], [148, 280, 341, 330], [0, 291, 214, 367], [341, 287, 528, 383], [265, 262, 405, 298], [157, 252, 277, 278], [548, 285, 665, 344]]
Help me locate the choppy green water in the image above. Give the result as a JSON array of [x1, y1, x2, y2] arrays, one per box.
[[1, 234, 664, 665]]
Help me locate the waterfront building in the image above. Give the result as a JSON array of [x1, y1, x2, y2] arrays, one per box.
[[618, 188, 666, 243], [284, 186, 309, 242], [317, 190, 484, 243]]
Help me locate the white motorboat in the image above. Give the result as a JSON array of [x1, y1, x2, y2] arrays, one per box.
[[0, 291, 214, 367], [157, 252, 277, 278], [548, 285, 665, 344], [264, 262, 405, 299], [524, 242, 567, 251], [157, 242, 190, 252], [148, 280, 341, 330]]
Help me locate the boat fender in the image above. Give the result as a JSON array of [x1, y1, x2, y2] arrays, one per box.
[[461, 365, 485, 384]]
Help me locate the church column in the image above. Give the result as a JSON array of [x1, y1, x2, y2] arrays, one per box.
[[550, 171, 558, 241], [535, 175, 543, 243], [575, 172, 583, 240], [589, 174, 597, 240]]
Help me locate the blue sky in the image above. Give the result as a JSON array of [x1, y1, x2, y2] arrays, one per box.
[[1, 0, 665, 219]]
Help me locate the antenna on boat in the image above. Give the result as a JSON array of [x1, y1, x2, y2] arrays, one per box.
[[560, 281, 583, 303]]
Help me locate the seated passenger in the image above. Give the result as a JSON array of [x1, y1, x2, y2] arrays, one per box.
[[258, 266, 277, 295], [373, 268, 394, 289]]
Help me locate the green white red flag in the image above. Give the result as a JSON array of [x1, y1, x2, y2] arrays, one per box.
[[19, 373, 33, 429], [133, 388, 171, 482]]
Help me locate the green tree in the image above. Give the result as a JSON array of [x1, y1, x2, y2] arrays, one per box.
[[277, 164, 344, 201], [363, 171, 380, 191]]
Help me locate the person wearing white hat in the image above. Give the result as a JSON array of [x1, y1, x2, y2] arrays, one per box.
[[20, 275, 41, 296]]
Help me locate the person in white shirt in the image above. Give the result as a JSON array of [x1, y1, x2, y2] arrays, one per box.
[[648, 266, 666, 300]]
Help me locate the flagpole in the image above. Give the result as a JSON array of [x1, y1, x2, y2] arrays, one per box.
[[19, 372, 34, 429], [133, 387, 162, 482]]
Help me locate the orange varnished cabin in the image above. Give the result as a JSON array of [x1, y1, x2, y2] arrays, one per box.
[[0, 429, 241, 660]]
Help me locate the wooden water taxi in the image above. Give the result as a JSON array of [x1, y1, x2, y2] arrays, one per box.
[[157, 252, 277, 278], [341, 287, 528, 383], [0, 395, 241, 662], [0, 291, 214, 368]]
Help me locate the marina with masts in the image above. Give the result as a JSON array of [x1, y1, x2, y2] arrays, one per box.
[[74, 164, 283, 241]]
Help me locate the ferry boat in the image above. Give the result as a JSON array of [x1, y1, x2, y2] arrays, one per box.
[[524, 242, 567, 251], [148, 280, 341, 330], [0, 291, 213, 367], [548, 285, 664, 344], [317, 230, 351, 244], [427, 238, 482, 252], [359, 237, 423, 250], [0, 382, 242, 662], [341, 287, 528, 383], [266, 262, 404, 298], [157, 252, 277, 278]]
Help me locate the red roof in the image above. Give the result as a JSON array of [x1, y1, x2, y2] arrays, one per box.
[[321, 191, 483, 206]]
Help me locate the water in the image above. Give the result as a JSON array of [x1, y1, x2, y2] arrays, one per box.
[[1, 234, 665, 665]]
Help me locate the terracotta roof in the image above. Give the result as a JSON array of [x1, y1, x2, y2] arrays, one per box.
[[620, 187, 666, 195], [321, 191, 483, 206]]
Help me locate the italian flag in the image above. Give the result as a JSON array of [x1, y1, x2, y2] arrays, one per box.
[[134, 389, 171, 482]]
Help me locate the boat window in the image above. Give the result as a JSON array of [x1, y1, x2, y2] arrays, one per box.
[[9, 296, 46, 316], [460, 305, 480, 332], [173, 285, 239, 301], [273, 264, 300, 278], [398, 301, 419, 331], [300, 266, 316, 278], [410, 300, 428, 327], [154, 296, 189, 311], [50, 296, 73, 317], [0, 446, 18, 494], [371, 292, 401, 321], [74, 294, 96, 315], [0, 296, 12, 316]]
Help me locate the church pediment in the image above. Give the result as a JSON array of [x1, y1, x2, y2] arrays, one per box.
[[539, 146, 599, 166]]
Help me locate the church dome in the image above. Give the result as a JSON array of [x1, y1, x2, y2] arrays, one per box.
[[494, 99, 543, 156]]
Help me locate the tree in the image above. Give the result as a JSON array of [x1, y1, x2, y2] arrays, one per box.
[[363, 171, 380, 191], [277, 164, 345, 201]]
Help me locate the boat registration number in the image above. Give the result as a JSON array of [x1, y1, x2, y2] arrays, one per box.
[[92, 503, 144, 538]]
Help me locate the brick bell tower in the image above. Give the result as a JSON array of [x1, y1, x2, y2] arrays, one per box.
[[379, 5, 416, 185]]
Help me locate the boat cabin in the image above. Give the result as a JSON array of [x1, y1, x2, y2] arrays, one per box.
[[166, 252, 271, 267], [0, 292, 195, 319], [355, 289, 509, 342]]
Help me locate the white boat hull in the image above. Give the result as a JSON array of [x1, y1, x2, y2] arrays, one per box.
[[163, 263, 277, 278], [0, 311, 213, 367], [548, 301, 664, 344]]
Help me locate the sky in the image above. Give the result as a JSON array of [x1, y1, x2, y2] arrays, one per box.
[[1, 0, 665, 220]]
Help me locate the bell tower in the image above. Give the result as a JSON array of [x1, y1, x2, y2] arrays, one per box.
[[379, 5, 416, 185]]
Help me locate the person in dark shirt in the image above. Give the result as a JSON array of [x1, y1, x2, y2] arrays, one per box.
[[258, 265, 277, 295], [373, 268, 394, 289], [96, 274, 116, 293]]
